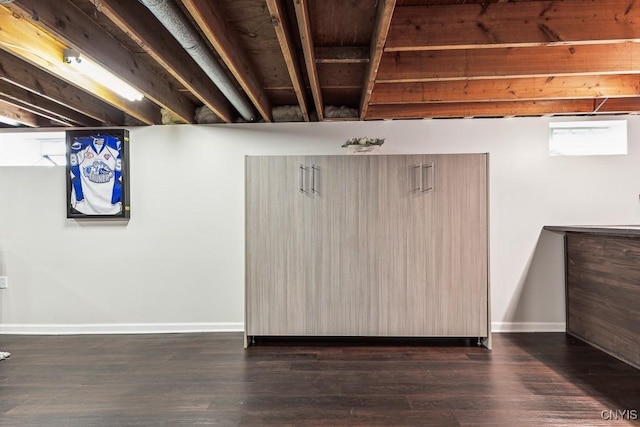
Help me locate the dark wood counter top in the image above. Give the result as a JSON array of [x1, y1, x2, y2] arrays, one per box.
[[544, 225, 640, 237]]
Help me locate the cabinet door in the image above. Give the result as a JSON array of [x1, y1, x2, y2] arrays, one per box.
[[311, 155, 363, 335], [431, 154, 488, 336], [245, 156, 319, 335], [359, 155, 433, 336], [365, 154, 488, 337], [312, 155, 429, 336], [309, 155, 437, 336]]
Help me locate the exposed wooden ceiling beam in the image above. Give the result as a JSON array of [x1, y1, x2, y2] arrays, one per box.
[[386, 0, 640, 51], [0, 5, 161, 125], [593, 98, 609, 113], [293, 0, 323, 120], [6, 0, 191, 124], [365, 99, 618, 120], [370, 75, 640, 104], [0, 94, 72, 126], [318, 64, 367, 89], [180, 0, 271, 122], [0, 49, 125, 125], [599, 97, 640, 113], [94, 0, 234, 123], [359, 0, 396, 120], [378, 43, 640, 83], [0, 99, 40, 127], [266, 0, 309, 121], [315, 47, 370, 64], [0, 80, 99, 126]]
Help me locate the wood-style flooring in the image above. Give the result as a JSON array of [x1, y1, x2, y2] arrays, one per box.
[[0, 332, 638, 426]]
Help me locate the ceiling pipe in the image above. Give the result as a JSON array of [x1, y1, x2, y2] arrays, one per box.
[[139, 0, 257, 122]]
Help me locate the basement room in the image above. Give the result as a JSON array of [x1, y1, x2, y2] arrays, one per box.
[[0, 0, 638, 425]]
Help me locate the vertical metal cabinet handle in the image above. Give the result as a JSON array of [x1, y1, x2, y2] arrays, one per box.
[[298, 164, 317, 194], [423, 162, 434, 192], [413, 164, 422, 192], [299, 164, 305, 193]]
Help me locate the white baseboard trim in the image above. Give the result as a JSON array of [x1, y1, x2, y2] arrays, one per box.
[[492, 321, 566, 333], [0, 322, 565, 335], [0, 323, 244, 335]]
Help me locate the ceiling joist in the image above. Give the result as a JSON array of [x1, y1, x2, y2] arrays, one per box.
[[360, 0, 396, 120], [181, 0, 272, 122], [0, 80, 100, 127], [386, 0, 640, 51], [319, 64, 367, 89], [370, 74, 640, 105], [94, 0, 234, 123], [6, 0, 190, 124], [0, 99, 40, 127], [597, 97, 640, 112], [266, 0, 310, 121], [315, 47, 370, 64], [0, 49, 125, 125], [293, 0, 324, 120], [0, 94, 72, 127], [0, 5, 159, 125], [365, 98, 640, 120], [378, 43, 640, 83]]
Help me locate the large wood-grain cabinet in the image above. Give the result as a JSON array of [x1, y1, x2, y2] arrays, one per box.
[[245, 154, 489, 345]]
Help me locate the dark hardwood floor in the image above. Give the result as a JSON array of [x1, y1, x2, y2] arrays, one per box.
[[0, 332, 638, 426]]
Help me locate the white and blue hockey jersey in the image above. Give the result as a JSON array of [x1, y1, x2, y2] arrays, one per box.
[[69, 135, 123, 215]]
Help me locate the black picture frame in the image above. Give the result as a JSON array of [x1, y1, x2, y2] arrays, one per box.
[[65, 129, 130, 219]]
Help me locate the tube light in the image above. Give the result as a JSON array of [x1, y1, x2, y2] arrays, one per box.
[[63, 49, 144, 102], [0, 115, 22, 127]]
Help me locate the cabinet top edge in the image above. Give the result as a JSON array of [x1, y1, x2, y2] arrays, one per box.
[[544, 225, 640, 237], [244, 153, 489, 158]]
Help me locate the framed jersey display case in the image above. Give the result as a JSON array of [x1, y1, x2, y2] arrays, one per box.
[[65, 129, 130, 219]]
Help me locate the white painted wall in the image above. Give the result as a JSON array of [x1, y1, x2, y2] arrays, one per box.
[[1, 116, 639, 334]]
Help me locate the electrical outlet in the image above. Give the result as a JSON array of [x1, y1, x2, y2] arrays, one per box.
[[0, 276, 7, 289]]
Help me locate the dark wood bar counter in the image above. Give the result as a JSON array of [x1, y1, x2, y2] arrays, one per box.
[[544, 226, 640, 369]]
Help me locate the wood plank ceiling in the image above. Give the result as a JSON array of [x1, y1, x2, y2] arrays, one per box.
[[0, 0, 639, 128]]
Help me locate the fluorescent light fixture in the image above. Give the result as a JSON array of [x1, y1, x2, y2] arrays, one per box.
[[0, 115, 22, 126], [63, 48, 144, 102]]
